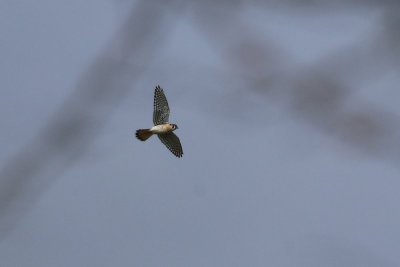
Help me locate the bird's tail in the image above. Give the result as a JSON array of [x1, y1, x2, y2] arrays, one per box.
[[135, 129, 153, 141]]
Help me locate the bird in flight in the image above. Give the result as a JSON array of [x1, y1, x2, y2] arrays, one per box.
[[135, 85, 183, 158]]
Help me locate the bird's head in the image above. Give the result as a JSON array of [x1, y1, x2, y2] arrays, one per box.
[[171, 124, 179, 131]]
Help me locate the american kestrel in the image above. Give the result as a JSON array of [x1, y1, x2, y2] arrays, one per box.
[[135, 85, 183, 158]]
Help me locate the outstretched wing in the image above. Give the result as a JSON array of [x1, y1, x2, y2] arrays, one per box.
[[153, 85, 170, 125], [158, 132, 183, 158]]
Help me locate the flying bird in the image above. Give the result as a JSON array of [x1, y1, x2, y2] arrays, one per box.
[[135, 85, 183, 158]]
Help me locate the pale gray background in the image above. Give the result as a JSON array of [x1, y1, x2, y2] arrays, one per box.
[[1, 0, 400, 266]]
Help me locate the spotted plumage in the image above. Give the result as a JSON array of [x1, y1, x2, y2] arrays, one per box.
[[135, 85, 183, 158]]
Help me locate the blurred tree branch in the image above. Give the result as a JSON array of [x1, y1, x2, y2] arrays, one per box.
[[191, 1, 400, 163], [0, 0, 181, 238]]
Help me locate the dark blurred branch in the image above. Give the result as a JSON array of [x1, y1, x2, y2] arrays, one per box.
[[191, 1, 400, 163], [0, 0, 181, 238]]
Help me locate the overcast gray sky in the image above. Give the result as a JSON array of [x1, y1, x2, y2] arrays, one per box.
[[1, 0, 400, 266]]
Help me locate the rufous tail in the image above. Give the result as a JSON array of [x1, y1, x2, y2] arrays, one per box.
[[135, 129, 153, 141]]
